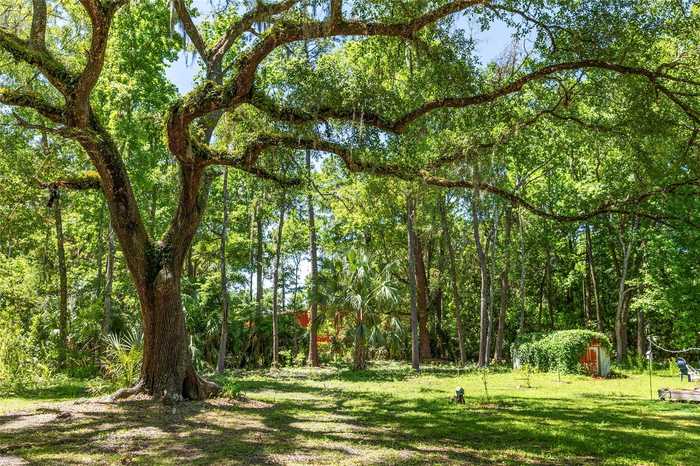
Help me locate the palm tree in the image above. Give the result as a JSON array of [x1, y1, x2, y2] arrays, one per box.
[[333, 250, 397, 370]]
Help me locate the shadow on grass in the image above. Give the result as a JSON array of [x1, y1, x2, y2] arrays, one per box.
[[1, 372, 699, 465], [1, 379, 88, 401]]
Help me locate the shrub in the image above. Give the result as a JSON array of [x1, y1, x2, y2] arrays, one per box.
[[102, 329, 143, 387], [0, 324, 37, 394], [511, 330, 612, 374], [221, 378, 244, 399]]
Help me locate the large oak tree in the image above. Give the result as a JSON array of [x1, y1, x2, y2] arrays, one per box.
[[1, 0, 697, 400]]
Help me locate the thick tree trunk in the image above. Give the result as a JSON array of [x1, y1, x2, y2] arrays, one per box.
[[271, 192, 286, 367], [216, 168, 230, 373], [53, 189, 69, 367], [471, 183, 490, 367], [306, 150, 320, 367], [102, 221, 115, 337], [406, 195, 420, 371], [414, 233, 432, 360], [438, 195, 466, 366], [495, 208, 512, 361], [134, 265, 217, 401]]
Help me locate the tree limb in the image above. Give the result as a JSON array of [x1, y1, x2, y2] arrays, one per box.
[[30, 0, 47, 49]]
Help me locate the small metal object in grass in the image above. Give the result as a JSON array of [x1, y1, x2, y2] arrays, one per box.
[[454, 387, 465, 404]]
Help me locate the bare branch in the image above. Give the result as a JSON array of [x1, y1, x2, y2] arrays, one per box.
[[172, 0, 209, 61]]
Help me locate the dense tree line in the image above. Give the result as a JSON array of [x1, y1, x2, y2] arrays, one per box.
[[0, 0, 698, 400]]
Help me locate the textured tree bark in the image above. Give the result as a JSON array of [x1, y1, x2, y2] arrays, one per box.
[[216, 168, 230, 373], [495, 208, 512, 361], [438, 195, 465, 366], [406, 195, 420, 371], [413, 233, 432, 360], [306, 150, 320, 367], [102, 221, 115, 337], [271, 192, 286, 368], [134, 265, 217, 401], [53, 189, 68, 367]]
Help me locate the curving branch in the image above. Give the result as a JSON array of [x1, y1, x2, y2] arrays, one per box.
[[250, 60, 699, 134], [209, 0, 302, 67], [221, 132, 700, 224], [73, 0, 129, 123]]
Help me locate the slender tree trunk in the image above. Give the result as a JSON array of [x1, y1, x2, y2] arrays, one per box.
[[256, 201, 264, 317], [248, 197, 256, 303], [545, 246, 555, 330], [495, 208, 512, 361], [102, 221, 115, 337], [150, 184, 157, 236], [517, 210, 527, 333], [216, 168, 230, 373], [306, 150, 320, 367], [414, 234, 432, 360], [406, 195, 420, 371], [438, 195, 466, 366], [636, 306, 645, 356], [585, 224, 603, 332], [471, 181, 490, 367], [615, 217, 638, 363], [53, 188, 69, 367], [271, 192, 286, 367], [96, 202, 105, 291], [484, 210, 498, 364]]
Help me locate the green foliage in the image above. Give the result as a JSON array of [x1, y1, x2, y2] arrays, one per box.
[[0, 323, 50, 395], [101, 330, 143, 387], [511, 330, 613, 375], [220, 378, 244, 399]]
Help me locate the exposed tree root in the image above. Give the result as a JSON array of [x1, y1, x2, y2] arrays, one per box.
[[107, 375, 220, 403], [108, 380, 145, 402]]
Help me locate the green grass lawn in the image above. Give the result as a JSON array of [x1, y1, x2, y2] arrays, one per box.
[[1, 362, 699, 465]]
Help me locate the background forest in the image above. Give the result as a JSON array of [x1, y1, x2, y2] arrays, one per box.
[[0, 0, 699, 396]]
